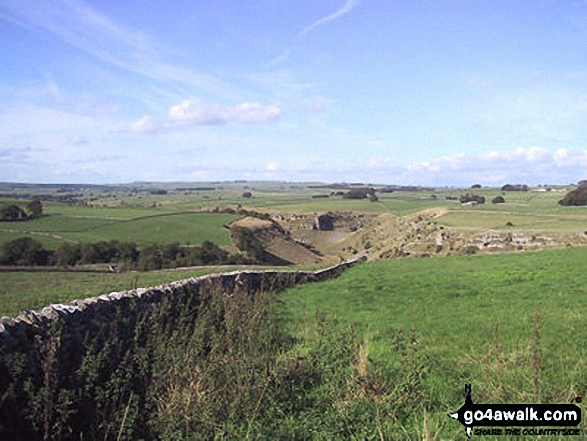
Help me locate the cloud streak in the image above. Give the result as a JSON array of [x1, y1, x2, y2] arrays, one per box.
[[168, 99, 282, 126], [299, 0, 359, 37], [0, 0, 242, 100]]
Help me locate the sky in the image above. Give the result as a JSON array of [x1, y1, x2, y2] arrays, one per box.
[[2, 0, 587, 186]]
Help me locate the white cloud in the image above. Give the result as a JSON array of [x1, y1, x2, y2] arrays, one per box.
[[168, 99, 282, 126], [130, 115, 157, 134], [364, 147, 587, 186], [299, 0, 359, 37]]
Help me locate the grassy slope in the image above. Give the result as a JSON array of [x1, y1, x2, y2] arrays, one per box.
[[281, 247, 587, 437]]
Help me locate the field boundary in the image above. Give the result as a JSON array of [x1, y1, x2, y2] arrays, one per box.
[[0, 256, 364, 436]]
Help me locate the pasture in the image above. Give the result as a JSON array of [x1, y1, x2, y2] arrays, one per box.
[[281, 246, 587, 437], [0, 201, 239, 249], [2, 183, 587, 438]]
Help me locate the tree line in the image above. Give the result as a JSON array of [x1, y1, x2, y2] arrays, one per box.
[[0, 237, 255, 270]]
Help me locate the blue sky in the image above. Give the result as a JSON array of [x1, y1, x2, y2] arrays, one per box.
[[2, 0, 587, 186]]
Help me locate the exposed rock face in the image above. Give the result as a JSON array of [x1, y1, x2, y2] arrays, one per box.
[[314, 214, 335, 231]]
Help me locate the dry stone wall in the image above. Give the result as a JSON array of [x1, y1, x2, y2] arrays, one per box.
[[0, 259, 362, 438]]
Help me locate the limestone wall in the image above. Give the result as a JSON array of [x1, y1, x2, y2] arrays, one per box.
[[0, 259, 362, 437]]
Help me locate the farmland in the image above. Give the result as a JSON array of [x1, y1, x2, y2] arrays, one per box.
[[1, 182, 587, 438], [280, 247, 587, 438]]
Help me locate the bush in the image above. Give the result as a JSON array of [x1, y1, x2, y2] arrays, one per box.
[[492, 196, 505, 204], [0, 237, 51, 265], [501, 184, 528, 191], [558, 186, 587, 206], [231, 227, 264, 261], [0, 204, 28, 221], [343, 188, 376, 200], [55, 243, 82, 267], [459, 193, 485, 204], [26, 200, 43, 218]]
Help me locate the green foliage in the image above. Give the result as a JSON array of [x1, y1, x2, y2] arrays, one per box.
[[342, 187, 376, 200], [230, 226, 264, 261], [54, 242, 81, 267], [459, 193, 485, 204], [137, 241, 233, 270], [558, 185, 587, 206], [0, 204, 28, 221], [3, 236, 235, 270], [0, 237, 51, 265], [26, 200, 43, 218]]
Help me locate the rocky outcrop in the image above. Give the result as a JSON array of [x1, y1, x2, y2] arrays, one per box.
[[314, 214, 335, 231]]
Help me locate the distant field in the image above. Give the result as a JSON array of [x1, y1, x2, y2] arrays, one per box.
[[0, 205, 239, 249], [281, 247, 587, 437]]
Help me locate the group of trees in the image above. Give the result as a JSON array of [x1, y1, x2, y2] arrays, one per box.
[[559, 185, 587, 206], [342, 188, 378, 202], [0, 237, 252, 269], [0, 200, 43, 221], [459, 193, 486, 204]]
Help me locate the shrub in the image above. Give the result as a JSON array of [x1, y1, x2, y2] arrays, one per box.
[[558, 186, 587, 206], [459, 193, 485, 204], [26, 200, 43, 218], [501, 184, 528, 191], [343, 188, 376, 200], [231, 227, 264, 261], [55, 243, 82, 267], [0, 237, 51, 265], [0, 204, 28, 221], [492, 196, 505, 204]]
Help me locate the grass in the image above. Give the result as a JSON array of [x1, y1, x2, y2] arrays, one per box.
[[280, 247, 587, 438], [0, 210, 239, 249], [0, 268, 230, 317]]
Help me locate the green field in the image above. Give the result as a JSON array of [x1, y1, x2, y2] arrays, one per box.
[[0, 268, 222, 317], [3, 185, 587, 438], [0, 207, 238, 249], [280, 247, 587, 438]]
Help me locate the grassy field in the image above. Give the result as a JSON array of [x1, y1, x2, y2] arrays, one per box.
[[0, 268, 225, 317], [2, 185, 587, 438], [280, 247, 587, 438], [0, 206, 239, 249]]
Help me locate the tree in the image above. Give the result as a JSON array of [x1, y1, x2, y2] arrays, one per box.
[[459, 193, 485, 204], [55, 242, 82, 266], [558, 186, 587, 206], [1, 237, 50, 265], [137, 244, 165, 270], [0, 204, 28, 221], [26, 200, 43, 218], [231, 227, 264, 261]]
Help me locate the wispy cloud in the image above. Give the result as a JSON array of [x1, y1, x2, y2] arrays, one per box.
[[168, 99, 282, 126], [0, 0, 242, 100], [129, 115, 158, 134], [299, 0, 359, 37]]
